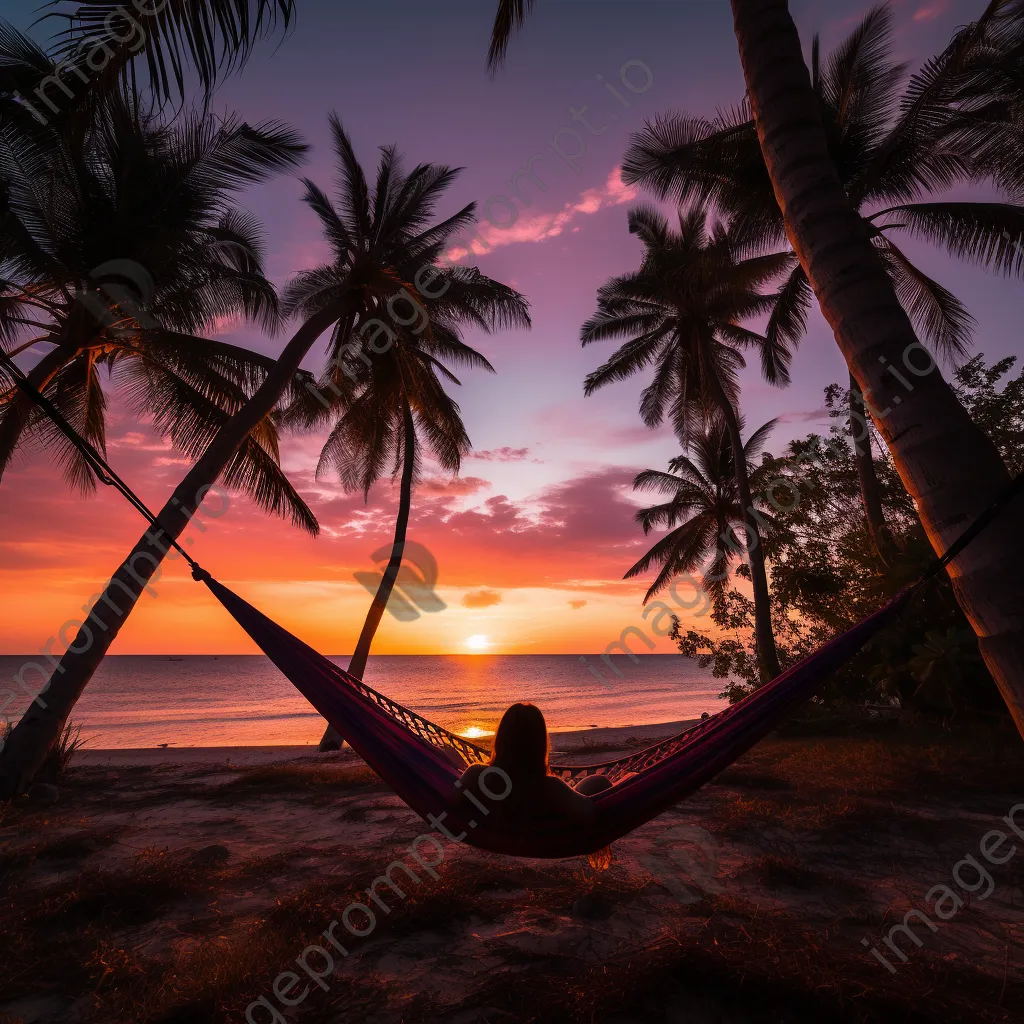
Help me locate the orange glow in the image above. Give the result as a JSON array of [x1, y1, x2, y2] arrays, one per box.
[[0, 431, 732, 655]]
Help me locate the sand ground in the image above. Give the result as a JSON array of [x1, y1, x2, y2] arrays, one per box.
[[2, 720, 1023, 1023]]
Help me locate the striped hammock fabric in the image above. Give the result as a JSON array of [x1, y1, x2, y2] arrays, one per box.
[[197, 574, 915, 858]]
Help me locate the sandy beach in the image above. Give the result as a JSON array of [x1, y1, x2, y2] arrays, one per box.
[[3, 719, 1023, 1023]]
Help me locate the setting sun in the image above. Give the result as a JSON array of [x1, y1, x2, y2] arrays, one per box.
[[459, 725, 494, 739], [464, 634, 491, 651]]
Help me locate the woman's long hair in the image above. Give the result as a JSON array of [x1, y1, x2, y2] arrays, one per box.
[[490, 702, 549, 783]]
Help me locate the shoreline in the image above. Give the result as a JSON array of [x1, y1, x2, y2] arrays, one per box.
[[72, 718, 700, 767]]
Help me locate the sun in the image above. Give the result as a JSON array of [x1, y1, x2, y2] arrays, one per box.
[[459, 725, 494, 739], [464, 634, 490, 651]]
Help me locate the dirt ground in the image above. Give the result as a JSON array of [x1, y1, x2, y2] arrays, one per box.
[[1, 721, 1022, 1023]]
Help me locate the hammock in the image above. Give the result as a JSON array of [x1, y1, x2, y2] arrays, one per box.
[[195, 569, 917, 857], [5, 350, 1021, 858]]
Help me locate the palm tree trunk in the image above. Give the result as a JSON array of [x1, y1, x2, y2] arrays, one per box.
[[848, 373, 895, 563], [0, 307, 339, 799], [731, 0, 1024, 736], [320, 406, 417, 751], [699, 334, 782, 683]]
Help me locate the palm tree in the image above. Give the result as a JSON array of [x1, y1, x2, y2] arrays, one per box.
[[276, 123, 530, 749], [622, 6, 1024, 562], [581, 205, 796, 681], [490, 0, 1024, 740], [928, 1, 1024, 201], [0, 80, 313, 526], [19, 2, 296, 109], [0, 117, 528, 796], [627, 414, 781, 617]]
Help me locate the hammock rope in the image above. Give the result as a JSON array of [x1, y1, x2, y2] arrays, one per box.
[[0, 350, 202, 572], [298, 653, 709, 784]]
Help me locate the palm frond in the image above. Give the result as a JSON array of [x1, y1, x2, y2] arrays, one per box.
[[762, 264, 812, 386], [44, 0, 297, 106], [328, 114, 371, 244], [487, 0, 536, 72], [874, 200, 1024, 277], [114, 354, 317, 532], [743, 418, 779, 461], [875, 235, 975, 361]]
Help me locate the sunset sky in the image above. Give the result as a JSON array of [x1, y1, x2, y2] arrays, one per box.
[[2, 0, 1021, 657]]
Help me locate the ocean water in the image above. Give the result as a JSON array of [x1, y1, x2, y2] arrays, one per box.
[[0, 654, 728, 749]]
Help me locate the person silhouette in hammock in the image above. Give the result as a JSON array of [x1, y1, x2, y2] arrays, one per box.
[[457, 703, 614, 828]]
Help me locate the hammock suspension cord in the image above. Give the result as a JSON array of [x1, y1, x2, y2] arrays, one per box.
[[0, 349, 204, 574]]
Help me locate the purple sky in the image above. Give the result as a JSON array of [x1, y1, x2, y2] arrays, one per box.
[[4, 0, 1022, 655]]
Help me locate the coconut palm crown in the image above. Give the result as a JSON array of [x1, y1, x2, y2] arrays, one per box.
[[622, 4, 1024, 373], [0, 78, 314, 528], [627, 413, 781, 611]]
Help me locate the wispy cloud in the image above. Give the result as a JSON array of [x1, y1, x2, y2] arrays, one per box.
[[913, 1, 949, 22], [569, 599, 587, 610], [470, 446, 532, 462], [775, 407, 830, 425], [462, 589, 502, 609], [448, 168, 637, 260], [418, 475, 491, 496]]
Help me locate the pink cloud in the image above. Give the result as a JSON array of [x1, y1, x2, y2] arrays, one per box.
[[209, 312, 244, 337], [217, 464, 648, 590], [111, 431, 145, 447], [913, 1, 948, 22], [447, 168, 637, 260], [417, 475, 491, 496], [470, 446, 532, 462], [533, 401, 674, 448], [603, 168, 637, 205], [776, 407, 830, 425]]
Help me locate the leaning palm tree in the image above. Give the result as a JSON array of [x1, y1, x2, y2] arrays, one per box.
[[582, 205, 796, 681], [623, 6, 1024, 561], [627, 414, 781, 616], [278, 125, 530, 749], [0, 85, 313, 526], [0, 117, 529, 796], [490, 0, 1024, 740]]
